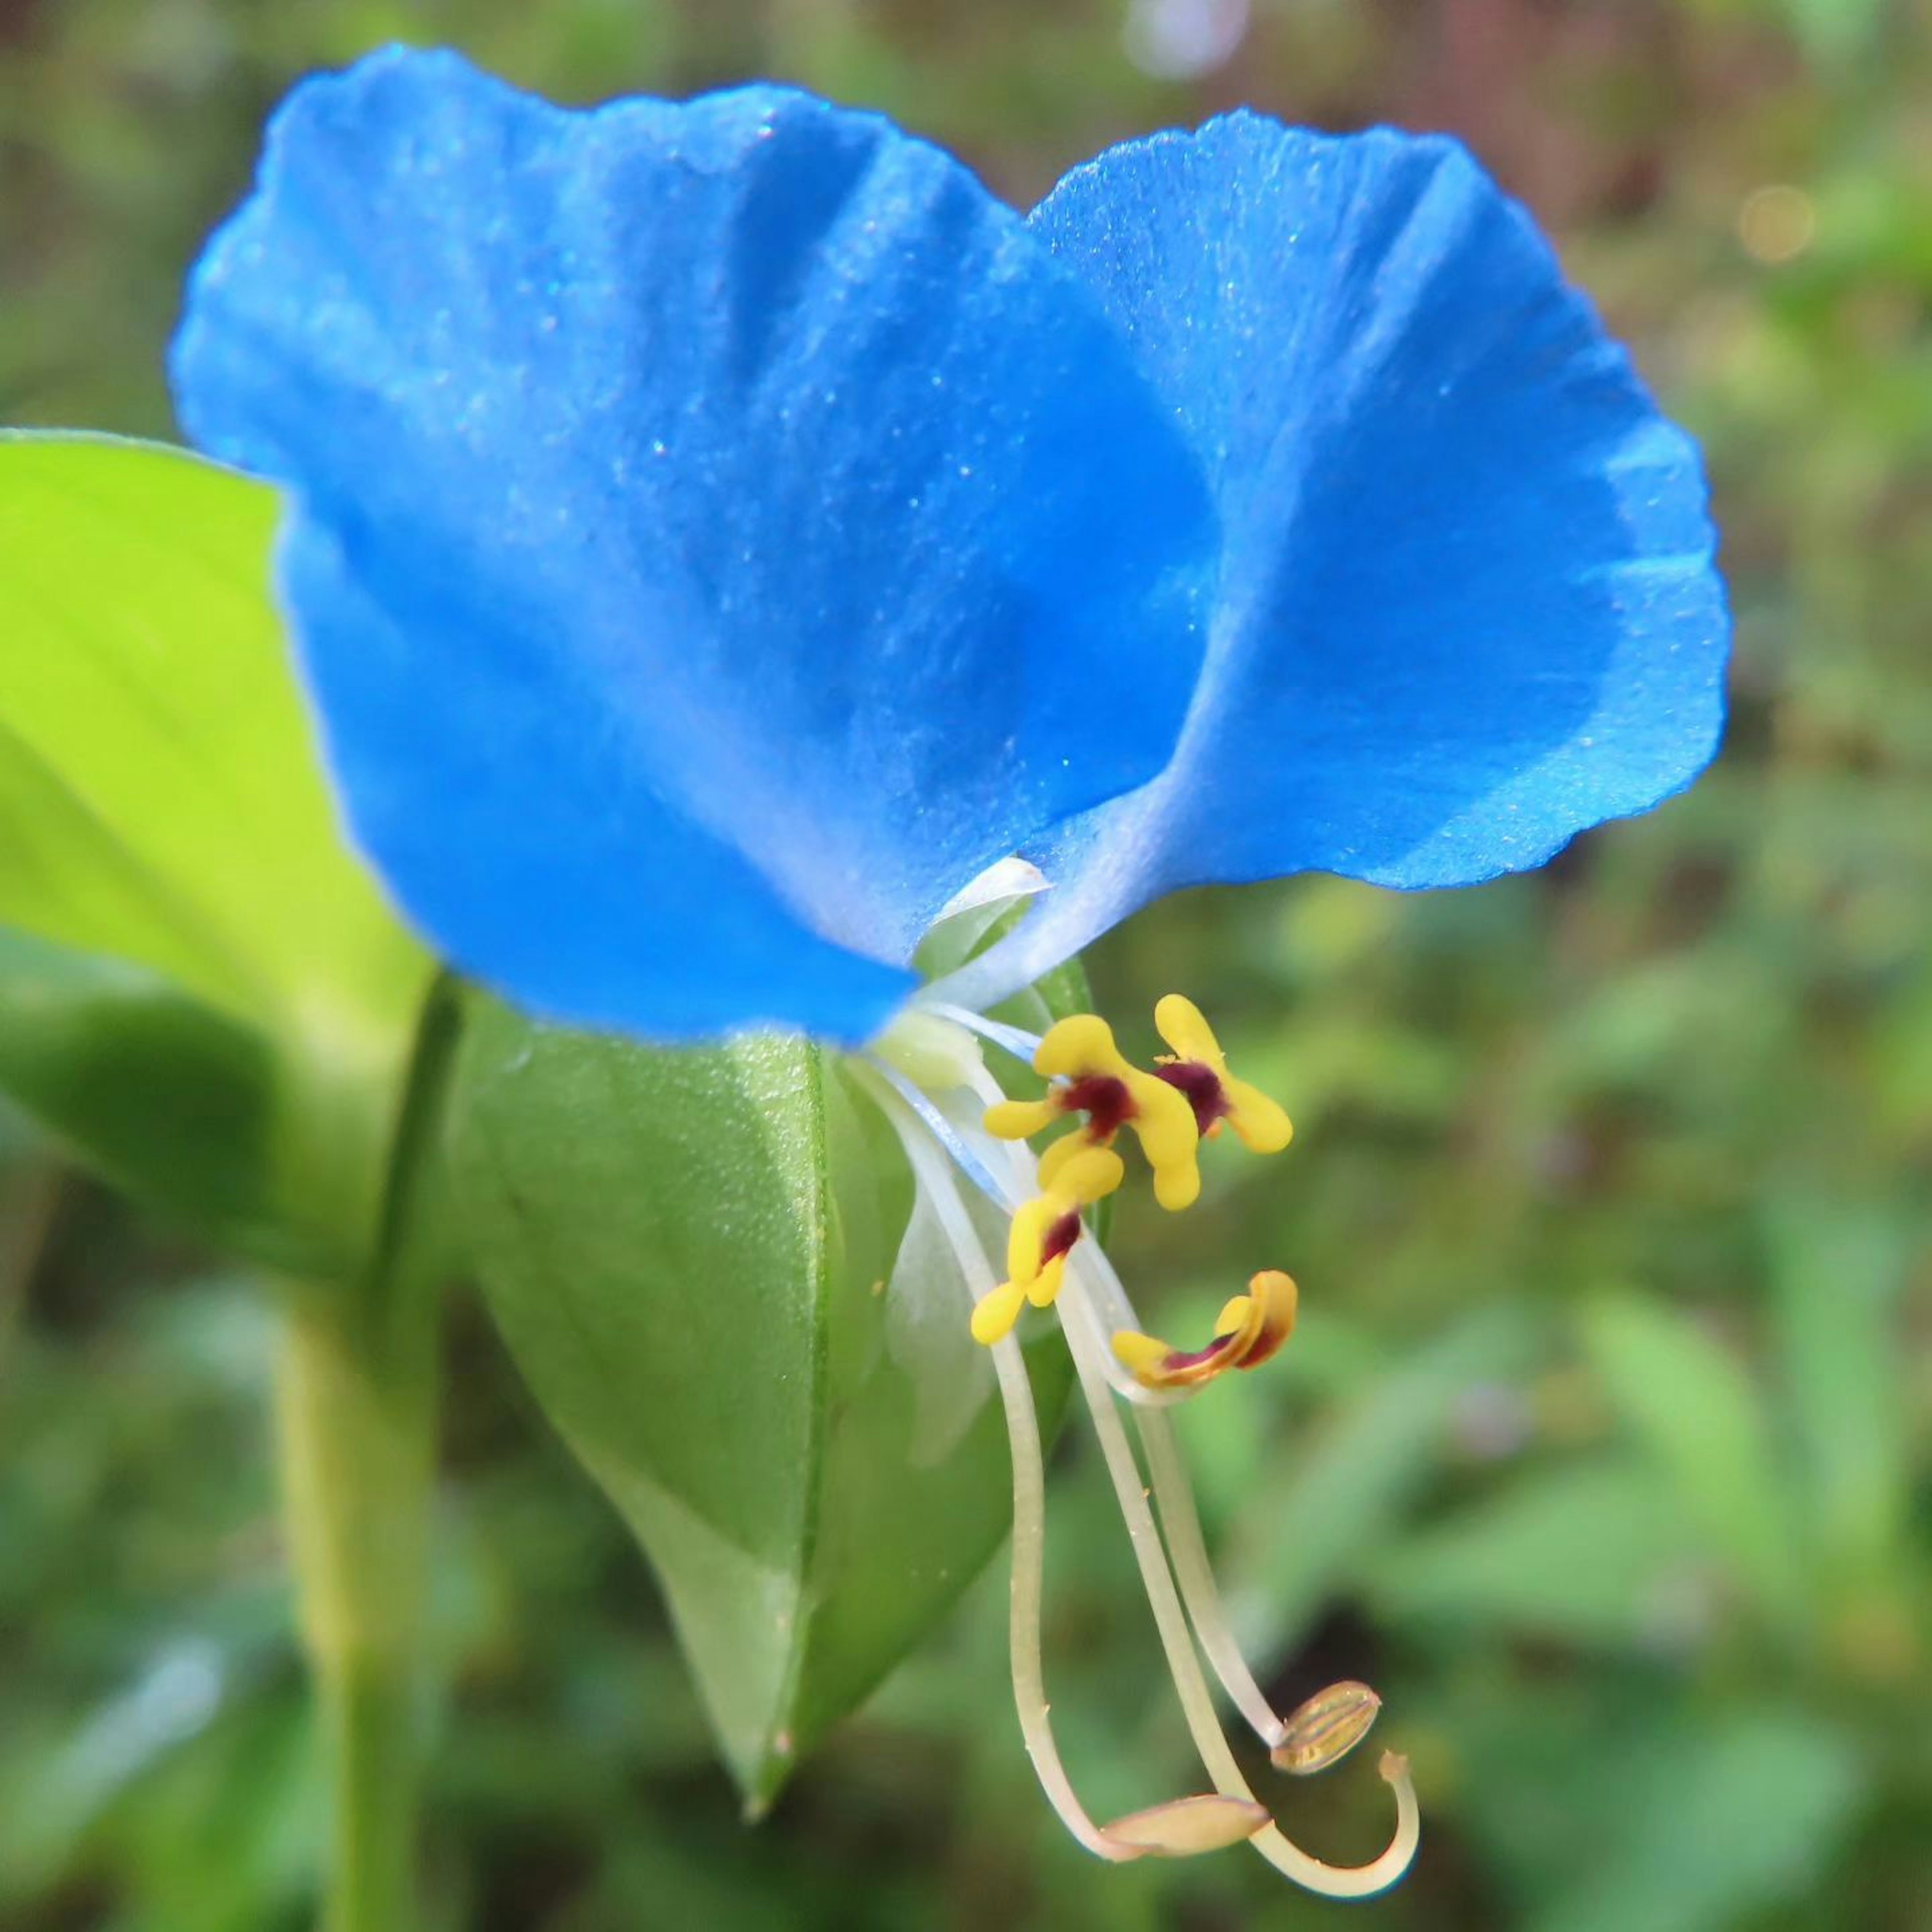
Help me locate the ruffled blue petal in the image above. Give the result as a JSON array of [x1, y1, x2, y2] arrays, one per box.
[[171, 49, 1217, 1042], [958, 114, 1728, 996]]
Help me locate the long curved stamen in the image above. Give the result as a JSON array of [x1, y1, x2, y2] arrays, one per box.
[[1058, 1251, 1420, 1898], [868, 1074, 1122, 1853], [985, 1333, 1264, 1861], [988, 1314, 1132, 1857], [866, 1047, 1419, 1896], [1134, 1404, 1291, 1748], [865, 1071, 1255, 1859]]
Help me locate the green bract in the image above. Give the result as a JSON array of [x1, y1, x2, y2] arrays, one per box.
[[449, 999, 1076, 1805]]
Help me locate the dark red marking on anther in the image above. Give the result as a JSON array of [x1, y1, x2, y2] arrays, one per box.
[[1157, 1331, 1240, 1377], [1062, 1073, 1136, 1138], [1155, 1060, 1232, 1137], [1041, 1210, 1085, 1266]]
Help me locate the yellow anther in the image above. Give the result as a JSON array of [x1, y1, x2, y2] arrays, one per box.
[[1025, 1253, 1068, 1310], [1007, 1198, 1068, 1306], [970, 1278, 1029, 1347], [1042, 1143, 1126, 1210], [1111, 1330, 1178, 1382], [1150, 991, 1222, 1065], [1034, 1127, 1088, 1192], [1032, 1013, 1126, 1083], [1223, 1077, 1292, 1154], [972, 1145, 1124, 1346], [984, 1095, 1060, 1140], [985, 1012, 1202, 1211], [1111, 1269, 1299, 1392], [1137, 1089, 1203, 1211], [1152, 993, 1293, 1154]]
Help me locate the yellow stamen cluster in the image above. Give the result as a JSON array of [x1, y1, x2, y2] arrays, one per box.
[[1112, 1269, 1298, 1392], [974, 994, 1297, 1355], [986, 1012, 1201, 1208], [969, 1143, 1123, 1345], [988, 1001, 1291, 1203]]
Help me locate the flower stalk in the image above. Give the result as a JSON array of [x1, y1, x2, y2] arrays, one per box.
[[275, 1290, 439, 1932], [274, 976, 460, 1932]]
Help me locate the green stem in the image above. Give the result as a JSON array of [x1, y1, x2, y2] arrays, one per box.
[[276, 975, 462, 1932], [277, 1296, 438, 1932]]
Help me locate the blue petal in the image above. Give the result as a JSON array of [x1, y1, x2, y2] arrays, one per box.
[[960, 115, 1728, 995], [171, 49, 1217, 1042]]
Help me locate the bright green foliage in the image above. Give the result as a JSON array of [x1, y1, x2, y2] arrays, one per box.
[[450, 1000, 1071, 1806], [0, 435, 431, 1272]]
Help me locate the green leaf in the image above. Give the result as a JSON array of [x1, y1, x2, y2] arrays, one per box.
[[449, 997, 1072, 1805], [1580, 1292, 1805, 1635], [0, 926, 288, 1267], [0, 434, 430, 1264], [1763, 1197, 1911, 1601], [1242, 1304, 1540, 1642], [1366, 1456, 1704, 1650], [1526, 1708, 1866, 1932]]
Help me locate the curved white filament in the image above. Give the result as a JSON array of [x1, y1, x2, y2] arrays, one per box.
[[1058, 1257, 1421, 1898], [859, 1067, 1132, 1859], [1134, 1404, 1287, 1748], [857, 1052, 1420, 1897]]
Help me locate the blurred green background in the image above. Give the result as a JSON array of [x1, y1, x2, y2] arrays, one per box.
[[4, 1, 1930, 1927]]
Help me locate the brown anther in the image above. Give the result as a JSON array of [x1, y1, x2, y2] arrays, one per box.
[[1100, 1794, 1271, 1859], [1270, 1680, 1382, 1776]]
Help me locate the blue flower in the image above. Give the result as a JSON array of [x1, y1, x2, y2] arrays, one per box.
[[171, 46, 1726, 1051], [170, 46, 1728, 1894]]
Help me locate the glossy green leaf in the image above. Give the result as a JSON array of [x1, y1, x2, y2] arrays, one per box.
[[0, 434, 431, 1265], [0, 434, 421, 1030], [449, 997, 1072, 1805]]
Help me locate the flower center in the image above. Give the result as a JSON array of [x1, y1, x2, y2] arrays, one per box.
[[855, 993, 1418, 1898]]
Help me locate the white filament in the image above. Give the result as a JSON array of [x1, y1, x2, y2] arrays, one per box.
[[860, 1067, 1131, 1859], [857, 1042, 1420, 1897], [1135, 1403, 1287, 1748]]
